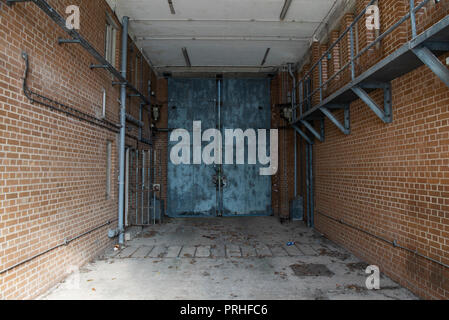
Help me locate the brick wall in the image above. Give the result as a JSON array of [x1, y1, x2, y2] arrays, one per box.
[[0, 0, 158, 299], [296, 0, 449, 299]]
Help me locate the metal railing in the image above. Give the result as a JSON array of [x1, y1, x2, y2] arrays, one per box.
[[293, 0, 432, 122]]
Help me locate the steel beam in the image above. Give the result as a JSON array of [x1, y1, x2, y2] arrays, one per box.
[[413, 45, 449, 88], [58, 38, 81, 45], [422, 41, 449, 52], [300, 120, 324, 142], [90, 64, 109, 69], [352, 85, 392, 123], [320, 105, 351, 135], [292, 124, 313, 145]]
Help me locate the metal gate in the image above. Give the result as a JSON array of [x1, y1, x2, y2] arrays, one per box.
[[167, 78, 272, 217]]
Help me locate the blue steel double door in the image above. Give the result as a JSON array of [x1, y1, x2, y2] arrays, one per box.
[[167, 78, 272, 217]]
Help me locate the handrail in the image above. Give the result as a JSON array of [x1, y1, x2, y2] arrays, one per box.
[[8, 0, 151, 106], [294, 0, 432, 122]]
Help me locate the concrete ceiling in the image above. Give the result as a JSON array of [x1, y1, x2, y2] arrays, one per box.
[[106, 0, 346, 75]]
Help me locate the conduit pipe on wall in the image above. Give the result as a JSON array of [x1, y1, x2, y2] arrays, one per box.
[[118, 16, 129, 245], [0, 219, 117, 275], [288, 64, 297, 197]]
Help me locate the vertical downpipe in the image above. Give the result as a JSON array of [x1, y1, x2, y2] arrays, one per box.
[[288, 64, 297, 198], [309, 144, 314, 227], [118, 16, 129, 244]]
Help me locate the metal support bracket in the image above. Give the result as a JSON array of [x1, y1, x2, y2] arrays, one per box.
[[90, 64, 110, 69], [292, 124, 313, 145], [422, 41, 449, 52], [320, 104, 351, 135], [6, 0, 30, 5], [352, 82, 392, 124], [58, 38, 81, 45], [112, 81, 127, 86], [300, 120, 324, 142], [412, 45, 449, 88]]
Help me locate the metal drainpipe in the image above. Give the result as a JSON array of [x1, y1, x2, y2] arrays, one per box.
[[118, 16, 129, 244], [288, 64, 297, 197]]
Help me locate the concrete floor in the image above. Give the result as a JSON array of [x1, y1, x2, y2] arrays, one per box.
[[41, 217, 417, 300]]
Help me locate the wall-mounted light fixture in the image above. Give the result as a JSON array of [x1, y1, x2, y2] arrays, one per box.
[[167, 0, 176, 14], [280, 0, 292, 21]]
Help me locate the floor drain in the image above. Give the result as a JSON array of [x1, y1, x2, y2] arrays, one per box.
[[290, 263, 334, 277]]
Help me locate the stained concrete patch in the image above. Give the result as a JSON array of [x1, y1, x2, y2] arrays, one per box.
[[346, 262, 369, 273], [290, 263, 335, 277], [318, 248, 350, 261]]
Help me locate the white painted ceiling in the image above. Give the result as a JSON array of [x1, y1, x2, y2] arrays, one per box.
[[106, 0, 344, 74]]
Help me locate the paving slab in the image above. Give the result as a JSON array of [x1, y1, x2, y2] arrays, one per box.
[[296, 243, 317, 256], [148, 246, 168, 258], [116, 246, 138, 259], [195, 246, 211, 258], [284, 244, 302, 256], [210, 245, 226, 258], [241, 245, 257, 258], [180, 246, 197, 258], [255, 244, 272, 257], [269, 245, 289, 257], [166, 246, 182, 258], [131, 246, 154, 258], [226, 245, 242, 258]]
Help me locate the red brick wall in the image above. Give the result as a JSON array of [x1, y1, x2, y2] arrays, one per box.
[[296, 0, 449, 299], [152, 77, 168, 210], [0, 0, 158, 299]]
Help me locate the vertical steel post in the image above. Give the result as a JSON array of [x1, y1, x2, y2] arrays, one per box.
[[319, 60, 323, 102], [141, 151, 145, 224], [410, 0, 417, 38], [147, 149, 152, 224], [118, 16, 129, 244], [135, 149, 139, 224], [299, 80, 303, 117], [153, 149, 157, 225], [350, 26, 356, 80], [305, 143, 310, 227], [217, 79, 223, 216], [139, 103, 143, 141]]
